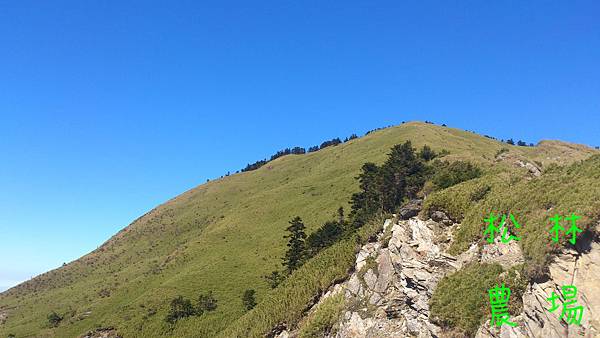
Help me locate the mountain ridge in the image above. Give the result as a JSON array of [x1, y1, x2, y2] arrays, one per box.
[[1, 121, 597, 338]]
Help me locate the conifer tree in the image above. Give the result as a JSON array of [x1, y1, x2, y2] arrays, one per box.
[[379, 141, 424, 211], [350, 162, 382, 226], [282, 216, 307, 273], [418, 145, 437, 161]]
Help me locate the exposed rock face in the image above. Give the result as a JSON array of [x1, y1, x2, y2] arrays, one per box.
[[312, 216, 465, 338], [515, 160, 542, 177], [480, 235, 524, 269], [476, 228, 600, 338], [398, 199, 423, 220], [277, 219, 600, 338], [431, 210, 453, 226]]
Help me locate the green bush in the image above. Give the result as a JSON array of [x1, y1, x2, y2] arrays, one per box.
[[165, 296, 196, 324], [47, 311, 63, 328], [432, 160, 482, 190], [421, 176, 498, 224], [197, 291, 218, 314]]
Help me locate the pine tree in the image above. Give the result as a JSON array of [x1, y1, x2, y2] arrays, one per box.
[[379, 141, 424, 211], [418, 145, 436, 161], [282, 216, 307, 273], [306, 221, 344, 256], [350, 162, 382, 226]]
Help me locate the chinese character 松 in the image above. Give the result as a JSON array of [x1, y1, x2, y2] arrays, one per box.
[[484, 212, 521, 244]]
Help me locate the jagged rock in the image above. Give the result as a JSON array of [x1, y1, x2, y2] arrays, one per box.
[[516, 160, 542, 177], [383, 219, 393, 232], [409, 218, 440, 256], [455, 243, 480, 269], [363, 269, 377, 291], [431, 210, 448, 222], [374, 249, 393, 294], [330, 216, 458, 337], [336, 312, 371, 337], [273, 330, 290, 338], [477, 226, 600, 338], [271, 323, 290, 338], [481, 236, 524, 269], [430, 210, 454, 226], [398, 199, 422, 220], [278, 215, 600, 338], [346, 274, 362, 298], [356, 242, 380, 271]]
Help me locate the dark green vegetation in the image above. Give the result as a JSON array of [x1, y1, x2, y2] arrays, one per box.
[[47, 312, 63, 328], [273, 141, 441, 288], [349, 141, 431, 226], [282, 217, 308, 274], [0, 122, 597, 337], [430, 262, 530, 336], [241, 290, 256, 311], [165, 296, 196, 324], [431, 160, 482, 190], [242, 134, 358, 173], [165, 291, 218, 324], [197, 291, 218, 314]]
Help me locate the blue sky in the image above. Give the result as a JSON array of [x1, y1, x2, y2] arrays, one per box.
[[0, 1, 599, 291]]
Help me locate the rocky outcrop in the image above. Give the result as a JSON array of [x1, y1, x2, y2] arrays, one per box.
[[273, 215, 468, 338], [276, 217, 600, 338], [430, 210, 453, 226], [476, 227, 600, 338], [398, 199, 423, 220], [515, 160, 542, 177], [333, 216, 482, 338], [480, 234, 524, 269]]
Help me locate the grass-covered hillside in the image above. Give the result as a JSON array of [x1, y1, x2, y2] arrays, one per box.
[[0, 122, 596, 338]]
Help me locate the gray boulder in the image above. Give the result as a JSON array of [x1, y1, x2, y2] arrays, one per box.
[[398, 199, 422, 220]]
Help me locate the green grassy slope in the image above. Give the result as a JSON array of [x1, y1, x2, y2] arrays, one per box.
[[0, 122, 596, 338]]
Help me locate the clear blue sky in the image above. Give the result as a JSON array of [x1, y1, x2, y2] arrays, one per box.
[[1, 1, 599, 291]]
